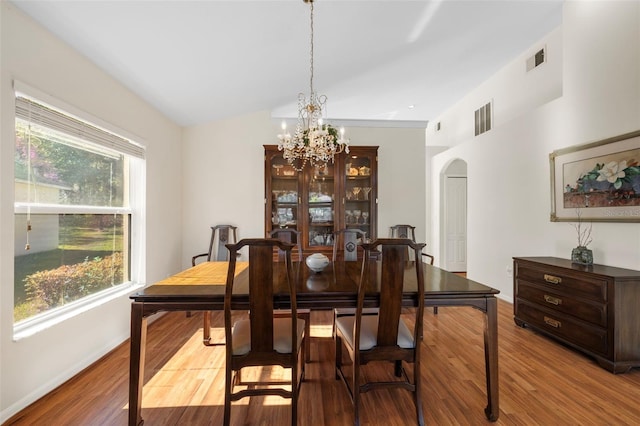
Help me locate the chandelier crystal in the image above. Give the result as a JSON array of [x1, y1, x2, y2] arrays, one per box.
[[277, 0, 349, 171]]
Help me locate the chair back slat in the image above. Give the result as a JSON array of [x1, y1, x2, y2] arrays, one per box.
[[333, 228, 366, 262], [248, 243, 275, 352], [213, 225, 238, 261], [376, 243, 405, 347]]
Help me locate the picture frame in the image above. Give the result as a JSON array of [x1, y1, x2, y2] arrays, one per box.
[[550, 130, 640, 222]]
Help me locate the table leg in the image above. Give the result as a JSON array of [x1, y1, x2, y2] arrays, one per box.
[[129, 302, 147, 426], [483, 296, 499, 421], [203, 310, 211, 345]]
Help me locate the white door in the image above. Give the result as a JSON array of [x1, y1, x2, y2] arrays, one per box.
[[444, 177, 467, 272]]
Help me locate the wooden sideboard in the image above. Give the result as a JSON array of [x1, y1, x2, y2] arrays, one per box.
[[513, 256, 640, 373]]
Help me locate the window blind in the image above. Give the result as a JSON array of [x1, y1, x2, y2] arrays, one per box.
[[15, 96, 145, 159]]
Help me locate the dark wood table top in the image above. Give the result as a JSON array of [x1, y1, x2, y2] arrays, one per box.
[[131, 261, 499, 308]]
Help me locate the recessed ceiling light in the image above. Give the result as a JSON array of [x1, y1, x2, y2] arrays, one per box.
[[408, 105, 415, 109]]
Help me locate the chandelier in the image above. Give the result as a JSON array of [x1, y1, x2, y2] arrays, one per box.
[[277, 0, 349, 171]]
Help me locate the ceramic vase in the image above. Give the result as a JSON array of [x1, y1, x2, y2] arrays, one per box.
[[571, 246, 593, 265], [306, 253, 330, 273]]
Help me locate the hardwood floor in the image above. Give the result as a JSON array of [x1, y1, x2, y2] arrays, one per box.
[[5, 299, 640, 425]]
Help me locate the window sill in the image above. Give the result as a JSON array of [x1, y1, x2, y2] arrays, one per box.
[[13, 282, 144, 341]]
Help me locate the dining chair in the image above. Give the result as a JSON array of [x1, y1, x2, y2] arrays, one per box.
[[390, 223, 438, 314], [390, 224, 423, 261], [270, 228, 311, 362], [270, 228, 303, 262], [332, 228, 367, 262], [389, 224, 416, 241], [334, 238, 426, 426], [192, 224, 238, 346], [223, 238, 305, 426], [192, 224, 238, 265]]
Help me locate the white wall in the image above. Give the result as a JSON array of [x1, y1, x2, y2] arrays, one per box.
[[347, 126, 427, 244], [429, 1, 640, 302], [0, 3, 183, 421], [182, 117, 426, 267], [428, 26, 563, 148]]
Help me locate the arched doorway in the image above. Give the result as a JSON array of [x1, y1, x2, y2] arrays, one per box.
[[441, 159, 467, 272]]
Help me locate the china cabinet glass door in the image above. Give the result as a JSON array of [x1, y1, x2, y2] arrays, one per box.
[[307, 163, 335, 248], [344, 152, 374, 240], [269, 154, 299, 234]]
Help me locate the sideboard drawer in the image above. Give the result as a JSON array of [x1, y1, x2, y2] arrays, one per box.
[[515, 299, 608, 356], [516, 281, 607, 327], [516, 263, 607, 302]]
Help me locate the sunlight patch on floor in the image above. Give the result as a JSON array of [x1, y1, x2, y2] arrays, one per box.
[[311, 323, 333, 338]]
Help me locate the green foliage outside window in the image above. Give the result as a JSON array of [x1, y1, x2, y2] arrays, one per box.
[[22, 253, 123, 317]]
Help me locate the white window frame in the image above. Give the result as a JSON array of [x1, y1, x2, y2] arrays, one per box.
[[12, 81, 146, 340]]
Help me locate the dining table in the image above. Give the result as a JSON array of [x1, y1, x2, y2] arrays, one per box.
[[128, 259, 500, 425]]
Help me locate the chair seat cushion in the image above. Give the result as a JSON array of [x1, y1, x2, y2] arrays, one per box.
[[232, 317, 305, 355], [335, 314, 414, 351]]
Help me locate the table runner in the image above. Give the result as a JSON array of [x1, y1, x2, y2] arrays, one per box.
[[154, 261, 248, 286]]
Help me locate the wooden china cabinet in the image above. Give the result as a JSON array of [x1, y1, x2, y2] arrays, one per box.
[[264, 145, 378, 257]]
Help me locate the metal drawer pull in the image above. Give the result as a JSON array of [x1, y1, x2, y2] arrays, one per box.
[[544, 316, 561, 328], [544, 295, 562, 305], [544, 274, 562, 284]]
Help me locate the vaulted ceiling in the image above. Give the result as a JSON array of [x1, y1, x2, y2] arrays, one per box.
[[11, 0, 563, 127]]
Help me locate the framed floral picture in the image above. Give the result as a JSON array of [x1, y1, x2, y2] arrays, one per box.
[[550, 130, 640, 222]]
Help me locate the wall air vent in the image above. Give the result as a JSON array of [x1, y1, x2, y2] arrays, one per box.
[[526, 47, 546, 71], [474, 102, 492, 136]]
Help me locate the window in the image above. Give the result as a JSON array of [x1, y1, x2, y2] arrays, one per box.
[[13, 90, 145, 334]]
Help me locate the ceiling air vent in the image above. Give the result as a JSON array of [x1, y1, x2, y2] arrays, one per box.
[[526, 47, 546, 71], [474, 102, 492, 136]]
